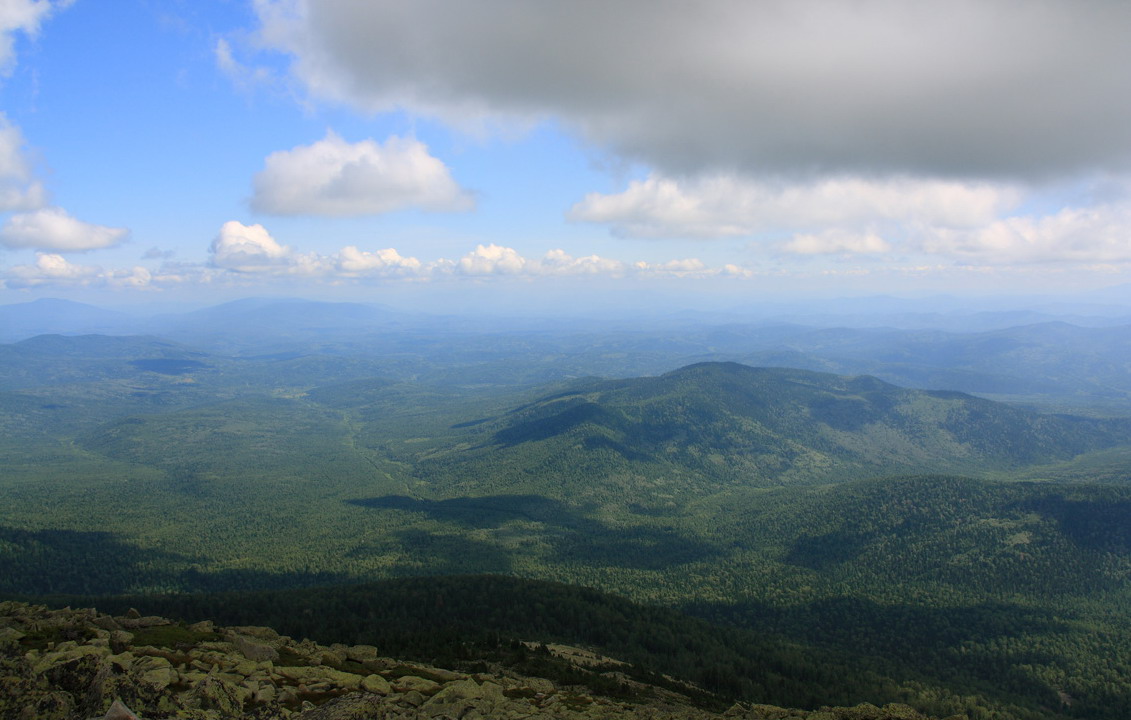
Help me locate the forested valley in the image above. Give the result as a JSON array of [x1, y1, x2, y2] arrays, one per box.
[[3, 298, 1131, 720]]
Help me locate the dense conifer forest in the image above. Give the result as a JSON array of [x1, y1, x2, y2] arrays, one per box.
[[3, 312, 1131, 719]]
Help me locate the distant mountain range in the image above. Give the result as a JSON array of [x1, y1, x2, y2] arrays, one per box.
[[5, 296, 1131, 410]]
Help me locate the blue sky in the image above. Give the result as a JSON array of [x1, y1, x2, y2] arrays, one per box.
[[2, 0, 1131, 312]]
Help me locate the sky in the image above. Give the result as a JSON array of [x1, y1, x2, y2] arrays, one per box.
[[1, 0, 1131, 313]]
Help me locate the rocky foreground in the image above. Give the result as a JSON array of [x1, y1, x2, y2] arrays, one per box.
[[0, 601, 960, 720]]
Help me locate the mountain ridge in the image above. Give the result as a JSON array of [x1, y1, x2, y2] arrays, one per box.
[[407, 362, 1131, 497]]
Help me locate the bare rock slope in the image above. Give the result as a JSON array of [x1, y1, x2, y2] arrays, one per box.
[[0, 601, 958, 720]]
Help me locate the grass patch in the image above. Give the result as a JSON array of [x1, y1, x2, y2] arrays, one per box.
[[18, 624, 95, 651]]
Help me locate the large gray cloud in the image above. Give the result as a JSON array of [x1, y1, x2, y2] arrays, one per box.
[[255, 0, 1131, 180]]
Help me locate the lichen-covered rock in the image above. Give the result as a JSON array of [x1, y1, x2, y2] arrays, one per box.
[[103, 699, 140, 719], [36, 690, 79, 720], [0, 602, 958, 720], [294, 692, 386, 720], [360, 673, 391, 694], [275, 664, 363, 690], [138, 664, 177, 692], [423, 678, 486, 718], [231, 634, 279, 662], [186, 673, 244, 714], [227, 625, 279, 642], [747, 705, 798, 720], [0, 625, 25, 648], [116, 615, 171, 630], [400, 689, 426, 707], [344, 644, 378, 663], [392, 674, 441, 694]]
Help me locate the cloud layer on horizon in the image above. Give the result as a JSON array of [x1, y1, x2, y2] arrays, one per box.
[[13, 210, 1131, 293]]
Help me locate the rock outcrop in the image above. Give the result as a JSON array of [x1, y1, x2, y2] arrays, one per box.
[[0, 601, 959, 720]]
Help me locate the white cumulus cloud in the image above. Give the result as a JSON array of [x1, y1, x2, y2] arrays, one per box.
[[0, 207, 128, 251], [783, 230, 892, 256], [921, 203, 1131, 265], [3, 252, 95, 288], [632, 258, 709, 277], [0, 113, 46, 211], [570, 174, 1017, 239], [537, 249, 624, 276], [251, 132, 474, 216], [208, 221, 432, 279], [3, 253, 154, 289], [0, 0, 61, 77], [335, 245, 422, 276], [209, 220, 292, 271], [215, 37, 276, 93], [455, 243, 527, 275]]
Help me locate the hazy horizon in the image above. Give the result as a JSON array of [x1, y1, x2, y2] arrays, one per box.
[[5, 282, 1131, 319]]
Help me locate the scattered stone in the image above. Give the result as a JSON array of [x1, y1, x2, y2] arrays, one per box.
[[360, 673, 391, 694], [402, 689, 426, 707], [256, 682, 277, 703], [102, 699, 139, 719], [521, 677, 555, 694], [0, 602, 959, 720], [228, 625, 279, 642], [418, 666, 465, 682], [138, 665, 177, 691], [393, 674, 441, 694], [187, 673, 242, 714], [296, 692, 386, 720], [188, 620, 216, 633], [0, 626, 24, 647], [232, 634, 279, 662], [116, 615, 171, 630], [344, 644, 378, 663], [108, 630, 133, 653]]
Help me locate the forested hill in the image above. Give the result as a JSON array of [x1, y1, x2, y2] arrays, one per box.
[[7, 476, 1131, 719], [410, 362, 1131, 495]]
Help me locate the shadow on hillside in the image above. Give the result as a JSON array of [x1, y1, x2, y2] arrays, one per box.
[[1027, 495, 1131, 551], [347, 494, 719, 570], [784, 528, 874, 570], [0, 526, 351, 597], [684, 594, 1073, 701], [358, 529, 515, 576]]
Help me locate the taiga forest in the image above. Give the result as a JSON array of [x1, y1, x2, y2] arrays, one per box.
[[3, 297, 1131, 719]]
